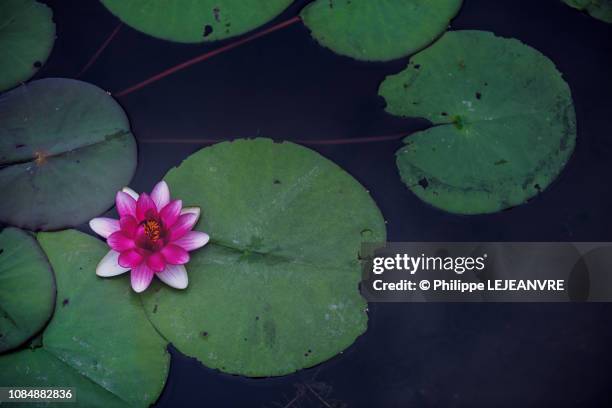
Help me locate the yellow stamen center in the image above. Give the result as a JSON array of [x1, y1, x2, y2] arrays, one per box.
[[144, 219, 161, 242]]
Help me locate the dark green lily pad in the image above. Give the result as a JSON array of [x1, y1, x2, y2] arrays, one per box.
[[100, 0, 293, 43], [301, 0, 463, 61], [562, 0, 612, 23], [0, 230, 170, 407], [0, 227, 55, 353], [140, 138, 386, 377], [0, 0, 55, 92], [379, 30, 576, 214], [0, 78, 137, 231]]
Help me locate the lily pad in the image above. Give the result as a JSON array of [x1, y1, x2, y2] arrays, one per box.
[[0, 78, 137, 231], [301, 0, 463, 61], [0, 230, 170, 407], [140, 138, 386, 377], [379, 31, 576, 214], [562, 0, 612, 23], [100, 0, 294, 43], [0, 0, 55, 92], [0, 227, 55, 353]]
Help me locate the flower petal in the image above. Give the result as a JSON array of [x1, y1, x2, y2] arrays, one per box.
[[174, 231, 210, 252], [131, 263, 154, 293], [136, 193, 157, 220], [118, 249, 144, 268], [180, 206, 201, 223], [122, 186, 139, 200], [160, 200, 182, 227], [161, 244, 190, 265], [107, 231, 135, 252], [151, 181, 170, 211], [116, 191, 137, 217], [96, 250, 130, 277], [169, 213, 198, 241], [120, 215, 138, 237], [89, 217, 120, 238], [156, 264, 188, 289], [147, 252, 166, 272]]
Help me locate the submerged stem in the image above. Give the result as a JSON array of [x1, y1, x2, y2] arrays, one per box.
[[77, 23, 123, 78], [114, 16, 302, 98]]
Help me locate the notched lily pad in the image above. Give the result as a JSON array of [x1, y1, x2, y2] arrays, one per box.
[[0, 0, 55, 92], [301, 0, 464, 61], [0, 230, 170, 407], [379, 30, 576, 214], [0, 78, 137, 231], [100, 0, 294, 43], [0, 227, 55, 354], [141, 138, 386, 377], [562, 0, 612, 23]]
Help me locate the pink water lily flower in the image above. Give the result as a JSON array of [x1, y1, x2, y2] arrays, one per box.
[[89, 181, 209, 292]]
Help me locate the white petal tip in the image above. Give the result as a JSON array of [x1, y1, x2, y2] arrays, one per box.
[[89, 217, 120, 238], [151, 181, 171, 210], [131, 284, 147, 293], [181, 207, 201, 218], [173, 231, 210, 251], [157, 264, 188, 290], [122, 186, 139, 200], [194, 233, 210, 250], [97, 266, 130, 278], [173, 282, 188, 290], [96, 250, 130, 277]]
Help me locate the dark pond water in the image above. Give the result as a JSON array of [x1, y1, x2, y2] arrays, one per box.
[[37, 0, 612, 406]]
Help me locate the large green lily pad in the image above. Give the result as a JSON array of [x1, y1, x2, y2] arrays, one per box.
[[562, 0, 612, 23], [0, 78, 137, 231], [301, 0, 463, 61], [0, 227, 55, 353], [0, 230, 170, 407], [0, 0, 55, 92], [100, 0, 294, 43], [140, 138, 386, 377], [379, 30, 576, 214]]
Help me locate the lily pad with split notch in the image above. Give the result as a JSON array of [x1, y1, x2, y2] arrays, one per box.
[[140, 138, 386, 377], [0, 227, 55, 354], [0, 0, 55, 92], [0, 78, 137, 231], [0, 230, 170, 407], [379, 30, 576, 214], [301, 0, 464, 61], [99, 0, 294, 43]]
